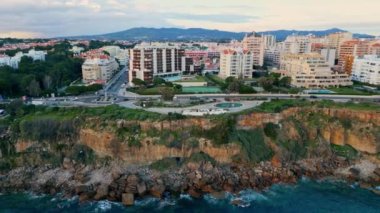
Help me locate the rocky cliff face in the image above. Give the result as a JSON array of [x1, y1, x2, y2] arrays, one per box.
[[79, 129, 239, 164], [238, 107, 380, 155]]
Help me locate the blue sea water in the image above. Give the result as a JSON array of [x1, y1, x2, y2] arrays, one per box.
[[1, 180, 380, 213]]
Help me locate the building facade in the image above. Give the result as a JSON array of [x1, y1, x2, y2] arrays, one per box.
[[129, 44, 189, 84], [219, 49, 254, 79], [321, 48, 337, 67], [280, 53, 352, 88], [283, 35, 312, 54], [326, 32, 353, 57], [338, 40, 369, 74], [82, 56, 119, 84], [351, 55, 380, 85], [242, 32, 265, 66]]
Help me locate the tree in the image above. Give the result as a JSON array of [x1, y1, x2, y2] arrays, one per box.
[[279, 77, 292, 88], [227, 79, 241, 93], [159, 87, 175, 101], [153, 77, 166, 86], [259, 77, 274, 91], [27, 79, 41, 97], [132, 78, 146, 86]]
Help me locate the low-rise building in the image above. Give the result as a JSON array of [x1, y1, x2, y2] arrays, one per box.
[[351, 55, 380, 85], [280, 53, 352, 88], [219, 49, 254, 79], [82, 56, 119, 84]]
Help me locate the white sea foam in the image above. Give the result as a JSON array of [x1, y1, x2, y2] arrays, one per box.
[[238, 189, 268, 202], [179, 194, 192, 200], [134, 197, 159, 206], [95, 201, 113, 212]]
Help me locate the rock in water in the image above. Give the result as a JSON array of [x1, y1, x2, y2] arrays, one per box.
[[122, 193, 134, 206], [94, 184, 109, 200]]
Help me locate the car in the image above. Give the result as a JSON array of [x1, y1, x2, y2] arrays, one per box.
[[310, 95, 318, 99]]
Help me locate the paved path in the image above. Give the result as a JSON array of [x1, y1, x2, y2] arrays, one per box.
[[118, 100, 264, 114]]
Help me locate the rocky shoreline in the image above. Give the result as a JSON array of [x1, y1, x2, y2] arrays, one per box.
[[1, 156, 379, 206]]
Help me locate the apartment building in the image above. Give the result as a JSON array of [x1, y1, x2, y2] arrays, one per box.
[[369, 42, 380, 56], [129, 44, 190, 83], [0, 49, 46, 69], [82, 56, 119, 84], [321, 48, 337, 67], [351, 55, 380, 85], [0, 55, 11, 67], [283, 35, 312, 54], [264, 48, 281, 67], [338, 40, 369, 74], [280, 53, 352, 88], [219, 49, 254, 79], [242, 32, 265, 66], [262, 34, 276, 49], [326, 32, 353, 57]]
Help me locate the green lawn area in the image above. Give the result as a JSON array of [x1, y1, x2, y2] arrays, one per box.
[[175, 75, 206, 82], [182, 86, 222, 94], [205, 74, 225, 86], [328, 87, 375, 96]]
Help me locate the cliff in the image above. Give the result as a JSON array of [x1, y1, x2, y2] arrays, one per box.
[[0, 103, 379, 205]]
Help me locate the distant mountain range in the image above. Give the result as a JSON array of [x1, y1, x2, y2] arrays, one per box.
[[65, 27, 375, 41]]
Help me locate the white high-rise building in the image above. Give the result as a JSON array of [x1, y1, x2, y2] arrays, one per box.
[[262, 34, 276, 49], [283, 35, 312, 54], [82, 56, 119, 84], [219, 49, 254, 79], [351, 55, 380, 85], [242, 32, 265, 66], [280, 53, 352, 88], [0, 55, 11, 67], [101, 46, 129, 66]]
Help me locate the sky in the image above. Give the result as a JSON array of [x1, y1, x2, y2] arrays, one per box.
[[0, 0, 379, 38]]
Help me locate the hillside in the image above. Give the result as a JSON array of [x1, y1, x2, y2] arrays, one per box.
[[66, 27, 375, 41]]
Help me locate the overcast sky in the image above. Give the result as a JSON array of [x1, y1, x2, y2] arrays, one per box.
[[0, 0, 379, 38]]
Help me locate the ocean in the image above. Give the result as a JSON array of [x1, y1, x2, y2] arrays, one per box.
[[1, 179, 379, 213]]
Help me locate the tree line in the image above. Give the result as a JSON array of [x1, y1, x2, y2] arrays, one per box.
[[0, 41, 83, 97]]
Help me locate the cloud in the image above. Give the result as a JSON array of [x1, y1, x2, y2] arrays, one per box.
[[0, 0, 379, 38], [166, 13, 258, 24]]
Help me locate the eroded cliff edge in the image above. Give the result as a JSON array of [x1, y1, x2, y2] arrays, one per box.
[[0, 101, 379, 205]]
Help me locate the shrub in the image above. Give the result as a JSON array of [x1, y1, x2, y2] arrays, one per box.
[[185, 152, 216, 165], [264, 123, 279, 140], [331, 144, 358, 160], [150, 157, 180, 171]]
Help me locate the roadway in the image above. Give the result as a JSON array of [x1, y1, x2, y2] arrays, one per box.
[[104, 65, 128, 96]]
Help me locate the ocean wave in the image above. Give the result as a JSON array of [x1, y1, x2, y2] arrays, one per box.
[[134, 197, 160, 206], [179, 194, 192, 201], [25, 192, 46, 200], [94, 200, 113, 212], [237, 189, 268, 202]]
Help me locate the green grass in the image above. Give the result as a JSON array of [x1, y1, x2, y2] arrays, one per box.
[[231, 130, 274, 163], [240, 99, 380, 115], [328, 87, 375, 96], [205, 74, 225, 86]]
